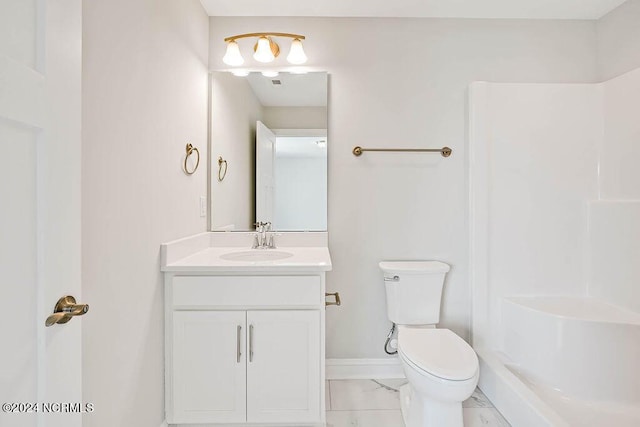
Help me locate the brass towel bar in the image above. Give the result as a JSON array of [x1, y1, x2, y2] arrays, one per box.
[[352, 146, 452, 158]]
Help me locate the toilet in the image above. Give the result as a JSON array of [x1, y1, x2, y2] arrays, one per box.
[[380, 261, 479, 427]]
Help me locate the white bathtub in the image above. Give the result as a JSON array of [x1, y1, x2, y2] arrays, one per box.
[[477, 296, 640, 427]]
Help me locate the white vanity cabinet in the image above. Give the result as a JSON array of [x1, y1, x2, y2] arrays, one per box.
[[172, 310, 247, 423], [246, 310, 320, 423], [165, 273, 326, 426]]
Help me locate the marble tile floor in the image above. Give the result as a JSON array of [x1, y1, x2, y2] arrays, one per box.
[[326, 379, 510, 427]]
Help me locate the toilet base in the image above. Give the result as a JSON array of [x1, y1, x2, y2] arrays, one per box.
[[399, 383, 464, 427]]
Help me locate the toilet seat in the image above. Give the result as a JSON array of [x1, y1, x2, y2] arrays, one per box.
[[398, 327, 478, 381]]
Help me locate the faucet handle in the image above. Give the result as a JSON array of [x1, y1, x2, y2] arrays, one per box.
[[266, 230, 280, 249], [251, 233, 260, 249]]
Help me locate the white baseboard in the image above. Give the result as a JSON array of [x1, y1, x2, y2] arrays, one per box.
[[326, 358, 405, 380]]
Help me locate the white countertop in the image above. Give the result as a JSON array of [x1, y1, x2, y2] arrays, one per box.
[[162, 246, 332, 273], [161, 232, 332, 273]]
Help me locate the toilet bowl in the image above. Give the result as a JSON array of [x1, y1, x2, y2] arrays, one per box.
[[379, 261, 479, 427], [397, 326, 479, 427]]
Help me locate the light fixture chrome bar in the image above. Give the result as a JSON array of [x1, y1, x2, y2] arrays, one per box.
[[352, 146, 452, 158]]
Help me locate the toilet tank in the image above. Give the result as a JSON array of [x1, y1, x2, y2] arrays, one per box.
[[379, 261, 451, 325]]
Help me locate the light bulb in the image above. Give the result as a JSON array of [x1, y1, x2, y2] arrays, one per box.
[[222, 41, 244, 66], [261, 70, 279, 78], [231, 69, 250, 77], [287, 38, 307, 65], [254, 37, 275, 63]]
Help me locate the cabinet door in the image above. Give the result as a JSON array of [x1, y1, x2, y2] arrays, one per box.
[[172, 311, 246, 423], [246, 310, 321, 423]]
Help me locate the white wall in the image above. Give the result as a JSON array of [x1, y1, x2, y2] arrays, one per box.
[[81, 0, 209, 425], [469, 82, 602, 349], [588, 67, 640, 313], [210, 17, 597, 358], [597, 0, 640, 80], [211, 72, 263, 230], [485, 84, 600, 297], [274, 155, 328, 230], [589, 201, 640, 313], [263, 106, 327, 129], [600, 67, 640, 200]]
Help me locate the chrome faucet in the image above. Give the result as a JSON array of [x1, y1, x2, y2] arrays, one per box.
[[252, 221, 276, 249]]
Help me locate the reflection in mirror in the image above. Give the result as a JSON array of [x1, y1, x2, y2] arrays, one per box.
[[210, 71, 328, 232], [257, 125, 327, 231]]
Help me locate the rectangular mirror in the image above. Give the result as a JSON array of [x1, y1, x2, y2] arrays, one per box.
[[209, 71, 328, 232]]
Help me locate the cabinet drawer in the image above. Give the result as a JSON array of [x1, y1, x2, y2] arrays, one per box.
[[172, 276, 321, 307]]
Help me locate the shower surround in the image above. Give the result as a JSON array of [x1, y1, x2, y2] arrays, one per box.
[[469, 67, 640, 426]]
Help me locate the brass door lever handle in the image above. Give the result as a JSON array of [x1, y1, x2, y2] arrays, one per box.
[[45, 296, 89, 327]]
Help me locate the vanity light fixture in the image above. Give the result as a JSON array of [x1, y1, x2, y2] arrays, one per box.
[[261, 70, 279, 78], [223, 33, 307, 66]]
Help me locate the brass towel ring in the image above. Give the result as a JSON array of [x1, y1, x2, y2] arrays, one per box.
[[184, 143, 200, 175], [218, 156, 228, 182]]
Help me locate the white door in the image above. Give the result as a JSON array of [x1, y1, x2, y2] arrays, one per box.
[[247, 310, 321, 423], [0, 1, 82, 426], [256, 121, 275, 225], [171, 311, 247, 424]]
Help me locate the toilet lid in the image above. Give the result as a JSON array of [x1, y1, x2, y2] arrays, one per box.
[[398, 328, 478, 381]]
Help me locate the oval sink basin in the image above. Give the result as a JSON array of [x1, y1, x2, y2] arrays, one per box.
[[220, 250, 294, 262]]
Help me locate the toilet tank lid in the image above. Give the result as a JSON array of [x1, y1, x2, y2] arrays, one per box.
[[379, 261, 450, 274]]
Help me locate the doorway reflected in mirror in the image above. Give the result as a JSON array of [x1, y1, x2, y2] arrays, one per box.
[[256, 123, 327, 231]]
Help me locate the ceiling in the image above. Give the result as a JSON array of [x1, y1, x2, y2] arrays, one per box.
[[200, 0, 626, 20], [246, 72, 327, 107], [276, 136, 327, 158]]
